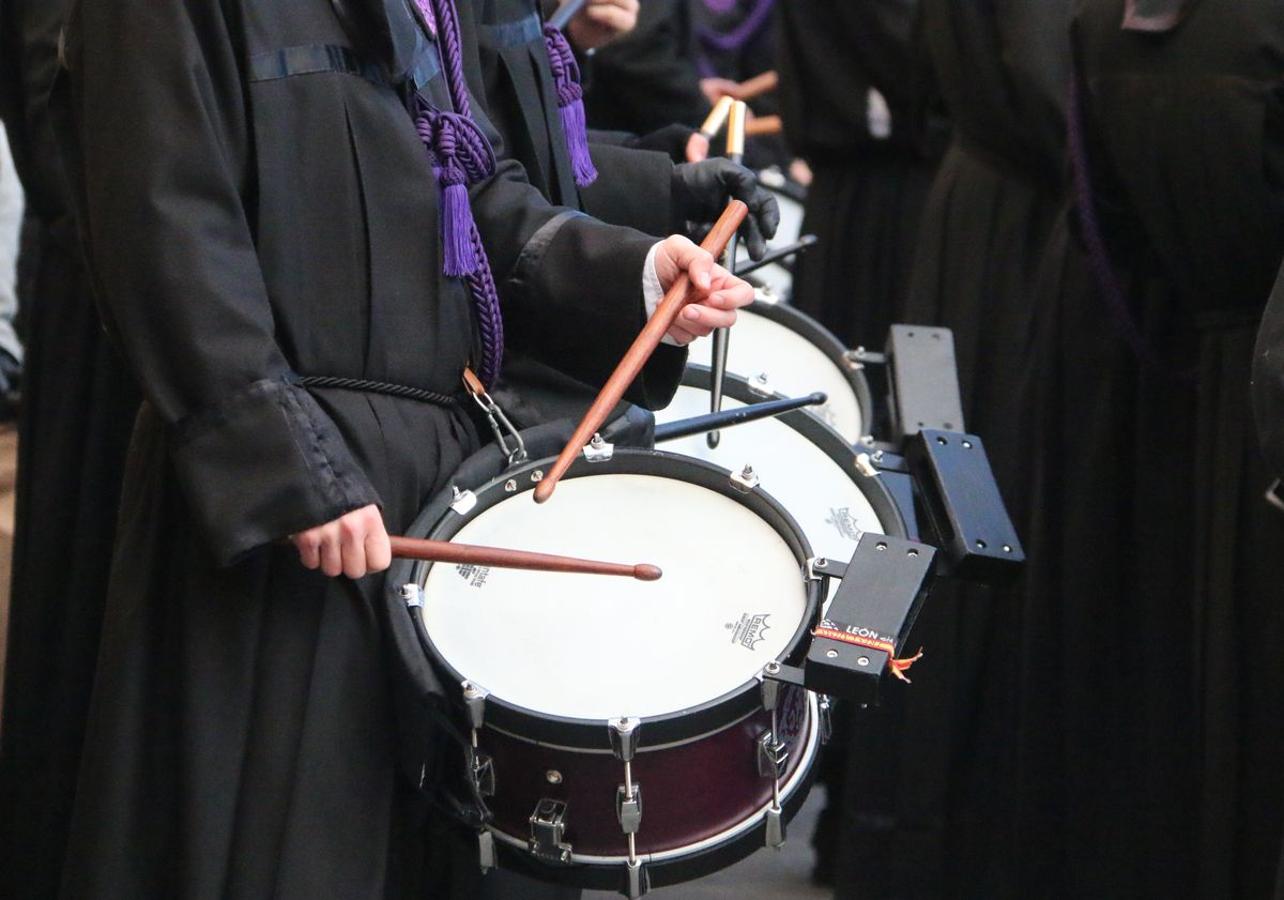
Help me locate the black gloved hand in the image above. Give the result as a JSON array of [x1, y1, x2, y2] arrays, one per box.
[[671, 159, 780, 261], [627, 124, 701, 164]]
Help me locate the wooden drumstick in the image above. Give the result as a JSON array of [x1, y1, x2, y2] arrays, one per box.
[[533, 199, 750, 504], [746, 115, 783, 138], [390, 536, 662, 581], [734, 70, 779, 102], [700, 96, 736, 141]]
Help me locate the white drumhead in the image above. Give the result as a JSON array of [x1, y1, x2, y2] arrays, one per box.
[[656, 386, 886, 569], [420, 473, 808, 722], [687, 308, 865, 443]]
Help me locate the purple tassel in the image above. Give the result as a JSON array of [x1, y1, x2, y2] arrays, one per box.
[[544, 25, 597, 187], [559, 95, 596, 187], [440, 177, 477, 277]]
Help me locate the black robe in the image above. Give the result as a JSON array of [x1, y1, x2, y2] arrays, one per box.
[[474, 0, 673, 231], [53, 0, 683, 896], [0, 4, 143, 898], [828, 4, 1072, 898], [1022, 1, 1284, 897], [473, 0, 680, 430], [1256, 263, 1284, 477], [777, 0, 941, 349], [580, 0, 708, 136]]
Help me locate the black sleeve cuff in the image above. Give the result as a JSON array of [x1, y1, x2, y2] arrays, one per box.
[[171, 378, 381, 566]]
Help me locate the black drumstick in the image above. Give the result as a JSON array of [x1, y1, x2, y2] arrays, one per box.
[[734, 234, 819, 278], [654, 392, 827, 443], [709, 101, 749, 450]]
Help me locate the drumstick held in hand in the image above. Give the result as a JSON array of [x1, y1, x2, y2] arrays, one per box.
[[390, 536, 662, 581], [734, 70, 779, 102], [533, 199, 750, 505], [746, 115, 783, 138]]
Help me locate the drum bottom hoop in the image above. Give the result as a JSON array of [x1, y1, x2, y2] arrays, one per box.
[[485, 693, 822, 892]]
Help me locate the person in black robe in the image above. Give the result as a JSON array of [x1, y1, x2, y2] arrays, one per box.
[[823, 5, 1072, 897], [473, 0, 779, 429], [580, 0, 710, 136], [51, 0, 753, 897], [688, 0, 790, 172], [777, 0, 943, 350], [0, 3, 144, 898], [1019, 2, 1284, 897]]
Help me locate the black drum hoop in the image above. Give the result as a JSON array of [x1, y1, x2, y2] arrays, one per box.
[[678, 367, 907, 541], [741, 299, 874, 437], [392, 449, 823, 752]]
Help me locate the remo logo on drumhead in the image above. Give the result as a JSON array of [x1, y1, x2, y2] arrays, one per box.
[[727, 612, 773, 651]]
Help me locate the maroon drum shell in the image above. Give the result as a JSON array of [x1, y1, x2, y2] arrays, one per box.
[[483, 685, 809, 857]]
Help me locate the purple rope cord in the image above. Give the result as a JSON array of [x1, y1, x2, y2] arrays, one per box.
[[1066, 74, 1170, 373], [697, 0, 775, 54], [543, 24, 597, 188], [412, 0, 506, 387]]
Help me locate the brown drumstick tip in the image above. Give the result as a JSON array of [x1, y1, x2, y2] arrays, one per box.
[[634, 564, 663, 582]]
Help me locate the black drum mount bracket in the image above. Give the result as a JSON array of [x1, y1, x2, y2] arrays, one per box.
[[765, 533, 936, 708], [883, 324, 966, 442], [905, 430, 1024, 581]]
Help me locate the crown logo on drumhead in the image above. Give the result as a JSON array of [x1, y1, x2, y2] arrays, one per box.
[[728, 612, 772, 651], [826, 507, 863, 542]]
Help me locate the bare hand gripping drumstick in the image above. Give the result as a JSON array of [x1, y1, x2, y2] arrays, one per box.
[[707, 101, 748, 449], [533, 199, 750, 504], [390, 536, 662, 581]]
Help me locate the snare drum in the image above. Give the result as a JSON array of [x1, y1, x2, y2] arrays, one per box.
[[686, 300, 873, 445], [655, 368, 905, 572], [388, 446, 826, 894]]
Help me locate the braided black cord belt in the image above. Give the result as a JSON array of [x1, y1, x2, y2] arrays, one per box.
[[298, 376, 461, 407]]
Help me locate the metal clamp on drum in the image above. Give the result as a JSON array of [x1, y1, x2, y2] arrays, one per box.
[[804, 533, 936, 707], [906, 430, 1025, 581], [529, 799, 573, 864]]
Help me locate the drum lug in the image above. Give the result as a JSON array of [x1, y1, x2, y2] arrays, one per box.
[[528, 799, 573, 865], [807, 557, 849, 581], [818, 695, 834, 744], [462, 681, 489, 731], [731, 464, 760, 493], [846, 346, 885, 367], [471, 751, 496, 798], [477, 830, 497, 874], [608, 717, 642, 761], [764, 806, 787, 849], [756, 731, 789, 779], [450, 486, 478, 515], [583, 433, 615, 463], [855, 452, 881, 479], [623, 858, 651, 899], [400, 583, 424, 609], [616, 783, 643, 834]]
